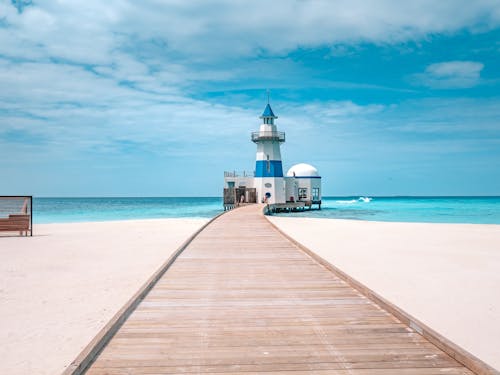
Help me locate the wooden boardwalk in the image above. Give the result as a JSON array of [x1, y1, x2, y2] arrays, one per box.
[[85, 205, 473, 374]]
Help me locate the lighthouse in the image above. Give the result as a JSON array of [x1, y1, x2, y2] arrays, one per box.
[[251, 103, 286, 204], [222, 101, 321, 211]]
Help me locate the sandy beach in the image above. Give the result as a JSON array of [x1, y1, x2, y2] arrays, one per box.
[[0, 218, 207, 375], [2, 215, 499, 374], [268, 216, 500, 370]]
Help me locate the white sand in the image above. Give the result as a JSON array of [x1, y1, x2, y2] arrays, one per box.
[[0, 218, 207, 375], [268, 216, 500, 370], [2, 216, 498, 373]]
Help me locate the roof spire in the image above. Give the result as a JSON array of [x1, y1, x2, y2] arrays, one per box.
[[260, 89, 277, 119]]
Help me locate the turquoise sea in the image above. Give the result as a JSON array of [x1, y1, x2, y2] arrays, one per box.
[[276, 196, 500, 224], [32, 197, 500, 224], [33, 197, 222, 224]]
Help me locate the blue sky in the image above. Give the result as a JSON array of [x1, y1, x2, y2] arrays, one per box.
[[1, 0, 499, 196]]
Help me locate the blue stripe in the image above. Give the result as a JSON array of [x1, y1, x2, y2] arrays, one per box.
[[290, 176, 321, 179], [255, 160, 283, 177]]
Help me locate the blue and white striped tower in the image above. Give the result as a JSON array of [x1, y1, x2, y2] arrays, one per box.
[[252, 103, 286, 204]]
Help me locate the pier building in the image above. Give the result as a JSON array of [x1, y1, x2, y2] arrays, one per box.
[[285, 163, 322, 204], [223, 103, 322, 211]]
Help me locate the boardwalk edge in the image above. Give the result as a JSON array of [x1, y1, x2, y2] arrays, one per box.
[[61, 210, 228, 375], [264, 213, 500, 375]]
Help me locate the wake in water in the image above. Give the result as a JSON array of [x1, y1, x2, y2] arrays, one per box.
[[335, 197, 373, 204]]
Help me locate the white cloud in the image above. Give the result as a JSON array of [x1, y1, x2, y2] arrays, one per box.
[[0, 54, 256, 161], [283, 97, 500, 166], [413, 61, 485, 88], [2, 1, 500, 63], [299, 101, 385, 124]]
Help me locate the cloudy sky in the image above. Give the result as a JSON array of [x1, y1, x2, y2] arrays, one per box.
[[1, 0, 499, 196]]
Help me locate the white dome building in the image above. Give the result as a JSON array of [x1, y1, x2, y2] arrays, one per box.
[[286, 163, 320, 178], [284, 163, 322, 206]]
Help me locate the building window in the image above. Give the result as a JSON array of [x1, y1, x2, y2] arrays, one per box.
[[266, 155, 270, 173], [298, 188, 307, 200], [312, 187, 320, 201]]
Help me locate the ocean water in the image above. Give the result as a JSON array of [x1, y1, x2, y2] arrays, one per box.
[[33, 197, 222, 224], [31, 197, 500, 224], [276, 196, 500, 224]]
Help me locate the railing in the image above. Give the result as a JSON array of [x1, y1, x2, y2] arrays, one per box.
[[224, 171, 255, 177], [251, 131, 285, 143]]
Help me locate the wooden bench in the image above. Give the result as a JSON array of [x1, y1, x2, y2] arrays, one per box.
[[0, 214, 31, 236]]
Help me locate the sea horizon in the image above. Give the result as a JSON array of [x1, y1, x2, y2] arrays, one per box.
[[27, 196, 500, 225], [29, 195, 500, 198]]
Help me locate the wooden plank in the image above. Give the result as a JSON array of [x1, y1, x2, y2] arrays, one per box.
[[88, 367, 473, 375], [0, 196, 32, 236], [77, 205, 482, 375], [0, 214, 30, 234]]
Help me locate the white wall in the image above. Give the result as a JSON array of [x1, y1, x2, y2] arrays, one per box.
[[284, 177, 298, 202], [295, 178, 322, 201], [254, 177, 285, 204]]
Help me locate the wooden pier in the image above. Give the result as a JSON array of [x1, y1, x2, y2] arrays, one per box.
[[265, 200, 322, 214], [72, 204, 490, 374]]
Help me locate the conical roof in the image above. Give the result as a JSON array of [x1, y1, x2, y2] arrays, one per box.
[[261, 103, 277, 118]]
